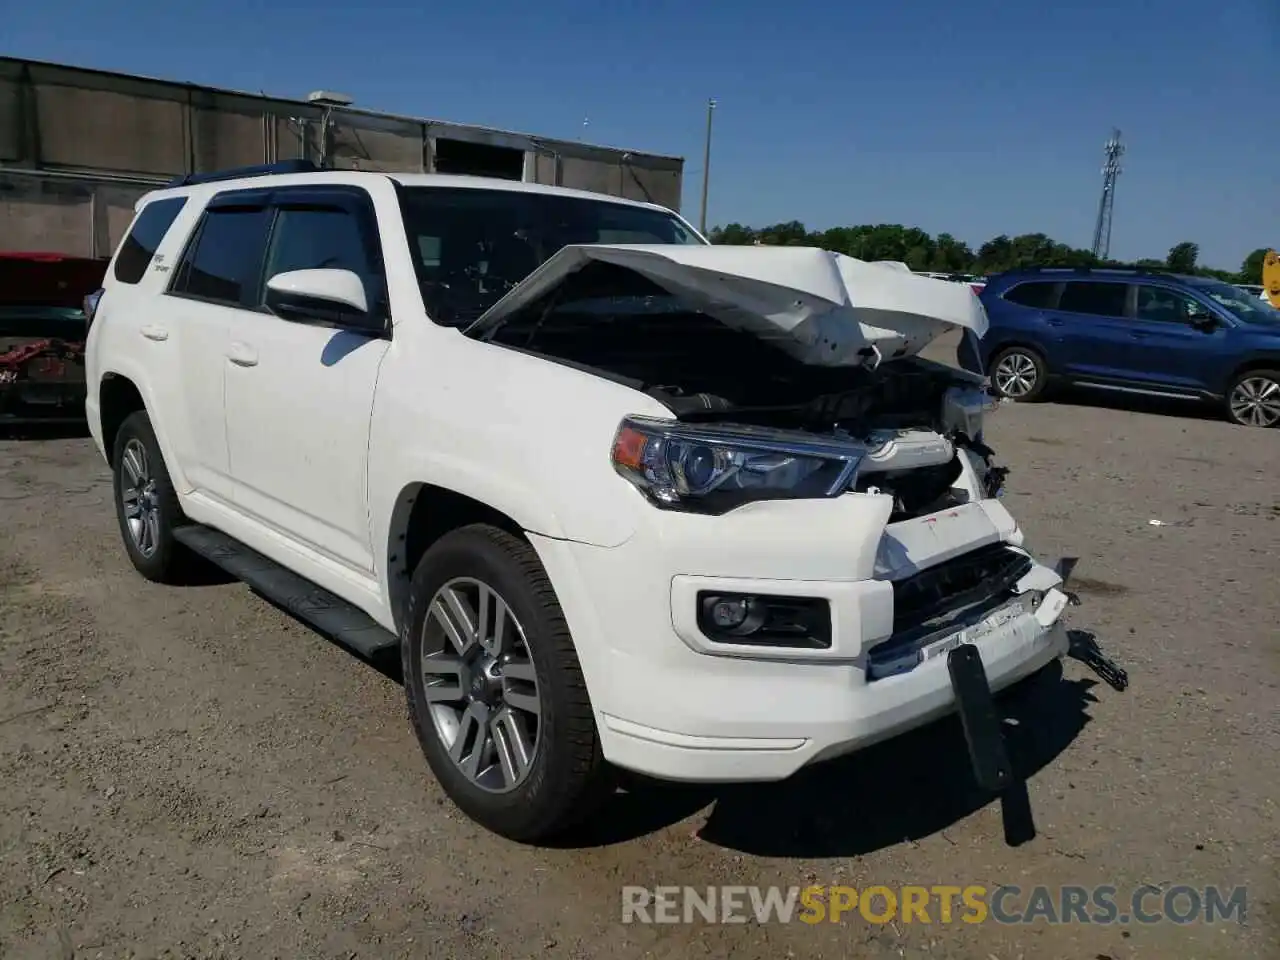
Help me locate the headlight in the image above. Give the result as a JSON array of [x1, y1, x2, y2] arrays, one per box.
[[610, 416, 866, 513]]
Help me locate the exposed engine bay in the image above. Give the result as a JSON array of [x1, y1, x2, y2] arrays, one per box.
[[476, 261, 1006, 521]]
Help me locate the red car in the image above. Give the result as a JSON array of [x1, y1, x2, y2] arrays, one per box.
[[0, 252, 108, 424]]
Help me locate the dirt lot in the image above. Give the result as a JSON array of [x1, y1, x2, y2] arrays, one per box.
[[1, 342, 1277, 959]]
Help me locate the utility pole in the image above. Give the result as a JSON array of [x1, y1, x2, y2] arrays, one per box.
[[1091, 128, 1124, 260], [699, 98, 716, 235]]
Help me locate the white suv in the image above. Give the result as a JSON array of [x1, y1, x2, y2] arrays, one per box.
[[85, 162, 1075, 842]]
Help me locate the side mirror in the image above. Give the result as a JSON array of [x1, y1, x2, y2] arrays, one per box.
[[1188, 312, 1219, 332], [264, 269, 380, 332]]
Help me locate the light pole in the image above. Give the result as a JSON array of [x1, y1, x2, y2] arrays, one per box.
[[699, 98, 716, 235]]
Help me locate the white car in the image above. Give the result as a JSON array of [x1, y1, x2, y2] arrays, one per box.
[[84, 162, 1075, 842]]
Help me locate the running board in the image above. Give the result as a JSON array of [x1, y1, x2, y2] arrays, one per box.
[[172, 524, 398, 660]]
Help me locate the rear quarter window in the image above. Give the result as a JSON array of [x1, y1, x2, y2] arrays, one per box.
[[112, 197, 188, 284], [1002, 281, 1057, 308]]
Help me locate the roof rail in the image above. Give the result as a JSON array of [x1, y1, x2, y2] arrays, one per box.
[[1017, 264, 1174, 277], [164, 159, 319, 188]]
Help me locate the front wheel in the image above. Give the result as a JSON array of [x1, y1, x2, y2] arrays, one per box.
[[1225, 369, 1280, 428], [401, 523, 612, 843], [989, 346, 1049, 402]]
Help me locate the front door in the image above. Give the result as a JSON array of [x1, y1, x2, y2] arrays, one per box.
[[223, 187, 391, 576], [1123, 285, 1226, 393]]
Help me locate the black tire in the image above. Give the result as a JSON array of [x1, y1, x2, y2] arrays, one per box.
[[1224, 368, 1280, 428], [988, 345, 1049, 402], [401, 523, 612, 842], [110, 409, 192, 583]]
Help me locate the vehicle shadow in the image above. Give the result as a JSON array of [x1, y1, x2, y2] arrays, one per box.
[[1044, 386, 1222, 423], [235, 579, 1106, 858], [555, 658, 1099, 856], [0, 420, 91, 441]]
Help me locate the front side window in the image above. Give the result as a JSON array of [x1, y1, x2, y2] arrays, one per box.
[[170, 207, 273, 306], [261, 206, 382, 309], [1057, 281, 1128, 318], [396, 187, 703, 327], [1134, 285, 1203, 323], [113, 197, 188, 284]]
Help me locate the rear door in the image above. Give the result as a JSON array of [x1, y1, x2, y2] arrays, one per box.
[[159, 192, 275, 503], [1042, 280, 1132, 380]]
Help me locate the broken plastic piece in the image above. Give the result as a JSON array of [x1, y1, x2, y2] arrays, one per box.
[[1067, 630, 1129, 692]]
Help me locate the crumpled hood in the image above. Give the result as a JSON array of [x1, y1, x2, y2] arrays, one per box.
[[467, 244, 988, 366]]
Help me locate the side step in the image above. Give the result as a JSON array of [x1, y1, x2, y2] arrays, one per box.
[[172, 524, 398, 660]]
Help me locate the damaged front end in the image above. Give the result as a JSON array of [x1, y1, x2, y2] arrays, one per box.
[[467, 243, 1092, 788], [470, 245, 1010, 522]]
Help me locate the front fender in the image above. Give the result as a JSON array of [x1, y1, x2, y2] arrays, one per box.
[[366, 336, 674, 557]]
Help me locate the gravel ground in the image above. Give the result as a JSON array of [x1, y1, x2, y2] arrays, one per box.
[[1, 338, 1277, 959]]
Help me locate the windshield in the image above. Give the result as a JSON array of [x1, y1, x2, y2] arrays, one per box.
[[396, 186, 704, 327], [1196, 280, 1280, 324]]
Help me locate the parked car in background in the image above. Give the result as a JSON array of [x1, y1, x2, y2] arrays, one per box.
[[0, 252, 106, 425], [958, 266, 1280, 427], [1235, 283, 1267, 301]]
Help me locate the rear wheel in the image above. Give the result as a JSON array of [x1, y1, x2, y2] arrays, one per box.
[[401, 523, 612, 842], [1225, 369, 1280, 428], [989, 346, 1048, 401], [110, 410, 193, 583]]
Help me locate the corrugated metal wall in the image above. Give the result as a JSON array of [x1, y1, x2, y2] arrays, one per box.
[[0, 57, 685, 256]]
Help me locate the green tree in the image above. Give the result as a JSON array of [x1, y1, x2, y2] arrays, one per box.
[[708, 223, 757, 245], [755, 221, 810, 246], [930, 233, 973, 272], [706, 219, 1234, 279], [1166, 242, 1199, 273], [1240, 248, 1268, 284]]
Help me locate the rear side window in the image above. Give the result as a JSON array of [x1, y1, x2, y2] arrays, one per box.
[[170, 207, 273, 307], [1057, 281, 1128, 318], [112, 197, 188, 284], [1002, 281, 1057, 308]]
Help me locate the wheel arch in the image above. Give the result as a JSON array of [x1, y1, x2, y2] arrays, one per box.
[[385, 482, 527, 634], [98, 372, 147, 467], [986, 338, 1051, 373], [1224, 356, 1280, 393]]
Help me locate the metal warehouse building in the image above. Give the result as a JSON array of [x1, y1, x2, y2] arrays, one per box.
[[0, 56, 686, 258]]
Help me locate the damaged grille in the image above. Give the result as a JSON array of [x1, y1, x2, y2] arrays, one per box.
[[867, 544, 1034, 680]]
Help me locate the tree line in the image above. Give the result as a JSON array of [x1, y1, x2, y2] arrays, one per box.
[[707, 221, 1269, 285]]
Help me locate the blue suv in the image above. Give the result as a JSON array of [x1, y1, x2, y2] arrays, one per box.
[[958, 267, 1280, 428]]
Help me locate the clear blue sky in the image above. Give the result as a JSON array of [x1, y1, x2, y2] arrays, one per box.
[[6, 0, 1277, 270]]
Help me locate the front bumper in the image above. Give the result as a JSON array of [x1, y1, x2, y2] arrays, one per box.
[[530, 498, 1072, 784]]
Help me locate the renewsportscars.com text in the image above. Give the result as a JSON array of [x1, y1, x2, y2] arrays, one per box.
[[621, 884, 1248, 926]]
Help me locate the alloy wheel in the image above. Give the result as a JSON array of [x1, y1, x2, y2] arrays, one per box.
[[419, 577, 542, 793], [120, 437, 161, 558], [1229, 376, 1280, 427], [993, 352, 1038, 398]]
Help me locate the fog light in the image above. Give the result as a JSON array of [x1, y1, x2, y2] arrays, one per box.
[[696, 592, 832, 649], [710, 597, 749, 628]]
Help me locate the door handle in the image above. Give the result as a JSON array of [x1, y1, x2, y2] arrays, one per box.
[[1130, 332, 1149, 340], [1045, 318, 1064, 327], [227, 341, 259, 367], [140, 325, 169, 342]]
